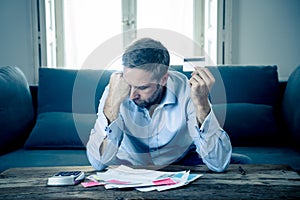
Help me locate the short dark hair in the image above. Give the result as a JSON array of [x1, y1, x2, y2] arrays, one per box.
[[122, 38, 170, 80]]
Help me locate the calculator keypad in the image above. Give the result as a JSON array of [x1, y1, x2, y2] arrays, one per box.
[[55, 171, 81, 177]]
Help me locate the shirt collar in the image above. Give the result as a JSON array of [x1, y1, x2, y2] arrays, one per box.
[[160, 77, 177, 106]]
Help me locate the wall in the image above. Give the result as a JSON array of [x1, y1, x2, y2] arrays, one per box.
[[231, 0, 300, 81], [0, 0, 36, 84], [0, 0, 299, 83]]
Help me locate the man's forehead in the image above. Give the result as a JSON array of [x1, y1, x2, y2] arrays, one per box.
[[123, 67, 155, 86]]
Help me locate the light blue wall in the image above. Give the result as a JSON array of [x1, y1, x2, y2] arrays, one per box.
[[231, 0, 300, 81], [0, 0, 35, 84]]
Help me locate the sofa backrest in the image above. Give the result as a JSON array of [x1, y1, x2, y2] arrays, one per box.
[[181, 65, 279, 106], [38, 68, 114, 114], [38, 65, 279, 115], [32, 65, 280, 148]]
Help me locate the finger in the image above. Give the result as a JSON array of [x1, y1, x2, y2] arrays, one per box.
[[189, 76, 198, 87], [114, 71, 123, 77], [199, 67, 215, 83], [191, 67, 204, 76], [194, 67, 215, 87], [191, 68, 210, 85], [191, 70, 197, 76], [110, 72, 127, 87], [111, 72, 122, 80], [191, 73, 206, 86], [189, 76, 206, 90], [203, 67, 215, 82]]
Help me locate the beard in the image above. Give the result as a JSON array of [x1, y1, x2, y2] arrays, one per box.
[[133, 85, 165, 109]]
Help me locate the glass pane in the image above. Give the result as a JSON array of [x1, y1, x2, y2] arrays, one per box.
[[63, 0, 122, 69], [136, 0, 194, 66], [137, 0, 193, 39]]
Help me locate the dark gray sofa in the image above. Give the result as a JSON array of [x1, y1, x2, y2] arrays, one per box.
[[1, 65, 300, 173]]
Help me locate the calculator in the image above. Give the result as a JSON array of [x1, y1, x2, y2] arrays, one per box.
[[47, 171, 85, 186]]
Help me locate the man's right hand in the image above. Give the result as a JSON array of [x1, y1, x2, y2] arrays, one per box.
[[103, 72, 130, 123]]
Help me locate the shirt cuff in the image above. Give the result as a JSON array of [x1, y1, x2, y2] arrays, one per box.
[[195, 109, 220, 136], [105, 114, 124, 145]]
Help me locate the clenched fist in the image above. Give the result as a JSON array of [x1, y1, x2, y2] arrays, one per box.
[[104, 72, 130, 123]]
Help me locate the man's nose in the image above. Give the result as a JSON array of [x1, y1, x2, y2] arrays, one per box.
[[129, 87, 139, 99]]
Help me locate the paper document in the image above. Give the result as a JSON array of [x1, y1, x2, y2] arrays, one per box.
[[85, 165, 203, 192]]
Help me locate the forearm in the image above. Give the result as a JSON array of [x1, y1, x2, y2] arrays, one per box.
[[103, 93, 122, 124], [87, 86, 125, 170], [194, 98, 211, 125], [193, 110, 232, 172]]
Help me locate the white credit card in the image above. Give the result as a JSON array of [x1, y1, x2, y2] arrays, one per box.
[[183, 57, 205, 71]]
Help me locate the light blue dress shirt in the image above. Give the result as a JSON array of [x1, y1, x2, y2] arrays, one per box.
[[86, 71, 232, 172]]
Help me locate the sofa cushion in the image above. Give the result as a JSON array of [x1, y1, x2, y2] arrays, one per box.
[[24, 112, 96, 149], [0, 149, 90, 173], [233, 147, 300, 172], [213, 103, 279, 146], [0, 66, 34, 154], [282, 65, 300, 147], [25, 68, 113, 149], [183, 65, 279, 105]]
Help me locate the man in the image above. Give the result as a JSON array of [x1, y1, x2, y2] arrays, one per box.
[[87, 38, 234, 172]]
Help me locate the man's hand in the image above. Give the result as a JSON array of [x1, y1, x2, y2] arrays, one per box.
[[189, 67, 215, 124], [104, 72, 130, 123]]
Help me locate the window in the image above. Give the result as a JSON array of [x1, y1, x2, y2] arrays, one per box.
[[136, 0, 196, 70], [62, 0, 122, 69], [38, 0, 227, 70]]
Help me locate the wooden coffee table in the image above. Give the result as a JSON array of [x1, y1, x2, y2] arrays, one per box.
[[0, 164, 299, 199]]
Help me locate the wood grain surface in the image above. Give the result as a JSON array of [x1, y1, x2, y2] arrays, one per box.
[[0, 164, 299, 199]]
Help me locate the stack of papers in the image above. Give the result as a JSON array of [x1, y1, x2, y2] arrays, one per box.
[[83, 165, 203, 192]]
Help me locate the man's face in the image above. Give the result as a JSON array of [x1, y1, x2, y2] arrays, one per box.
[[123, 67, 168, 108]]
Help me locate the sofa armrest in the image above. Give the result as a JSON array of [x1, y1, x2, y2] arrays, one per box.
[[0, 66, 35, 154], [282, 65, 300, 148]]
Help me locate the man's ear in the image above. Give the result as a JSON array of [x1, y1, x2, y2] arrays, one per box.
[[160, 72, 169, 86]]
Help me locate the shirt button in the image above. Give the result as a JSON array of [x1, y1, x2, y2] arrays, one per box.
[[105, 126, 112, 133]]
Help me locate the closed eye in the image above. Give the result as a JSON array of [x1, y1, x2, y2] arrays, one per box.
[[136, 85, 150, 90]]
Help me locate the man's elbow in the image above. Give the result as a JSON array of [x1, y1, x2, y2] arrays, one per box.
[[208, 161, 230, 172], [203, 153, 231, 172], [86, 150, 107, 171]]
